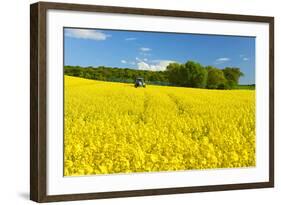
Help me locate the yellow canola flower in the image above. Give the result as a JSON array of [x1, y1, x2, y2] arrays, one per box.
[[64, 76, 256, 176]]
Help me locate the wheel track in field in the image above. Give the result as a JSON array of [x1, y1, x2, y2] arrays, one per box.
[[136, 89, 150, 124], [166, 93, 188, 116]]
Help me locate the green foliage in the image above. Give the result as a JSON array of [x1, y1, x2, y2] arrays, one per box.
[[64, 65, 170, 85], [64, 60, 246, 90], [223, 67, 244, 87], [234, 84, 255, 90], [166, 63, 184, 85], [166, 61, 207, 88], [185, 61, 208, 88], [207, 68, 227, 89]]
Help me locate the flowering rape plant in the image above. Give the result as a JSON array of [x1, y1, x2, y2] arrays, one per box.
[[64, 76, 255, 176]]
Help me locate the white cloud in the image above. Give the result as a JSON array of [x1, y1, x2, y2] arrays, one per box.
[[125, 37, 137, 41], [215, 57, 230, 64], [65, 28, 110, 40], [136, 57, 148, 62], [137, 61, 150, 70], [121, 60, 136, 66], [137, 60, 176, 71], [239, 54, 249, 61], [136, 57, 141, 62], [140, 47, 151, 52], [139, 52, 151, 56]]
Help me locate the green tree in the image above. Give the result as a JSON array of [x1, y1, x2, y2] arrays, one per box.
[[223, 67, 244, 88], [166, 61, 207, 88], [184, 61, 207, 88], [166, 63, 183, 85], [207, 68, 227, 89]]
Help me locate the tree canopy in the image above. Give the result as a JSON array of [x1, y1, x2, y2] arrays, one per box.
[[167, 61, 207, 88], [166, 61, 244, 89]]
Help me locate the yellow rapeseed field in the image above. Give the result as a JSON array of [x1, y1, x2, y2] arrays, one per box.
[[64, 76, 255, 176]]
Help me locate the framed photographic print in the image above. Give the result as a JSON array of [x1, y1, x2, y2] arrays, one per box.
[[30, 1, 274, 202]]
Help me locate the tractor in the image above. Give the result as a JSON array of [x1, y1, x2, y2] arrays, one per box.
[[134, 77, 146, 88]]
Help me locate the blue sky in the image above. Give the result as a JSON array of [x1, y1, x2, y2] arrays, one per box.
[[64, 28, 255, 84]]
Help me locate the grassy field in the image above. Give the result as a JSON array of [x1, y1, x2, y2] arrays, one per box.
[[235, 85, 255, 90], [64, 76, 256, 176]]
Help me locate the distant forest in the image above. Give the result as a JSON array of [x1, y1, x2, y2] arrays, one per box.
[[64, 60, 254, 89]]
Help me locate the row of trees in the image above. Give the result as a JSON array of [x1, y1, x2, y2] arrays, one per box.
[[64, 65, 170, 85], [64, 60, 244, 89], [166, 61, 244, 89]]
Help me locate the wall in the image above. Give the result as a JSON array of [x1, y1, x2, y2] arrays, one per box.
[[0, 0, 279, 204]]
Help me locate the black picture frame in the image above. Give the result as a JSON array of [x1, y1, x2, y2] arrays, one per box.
[[30, 1, 274, 202]]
